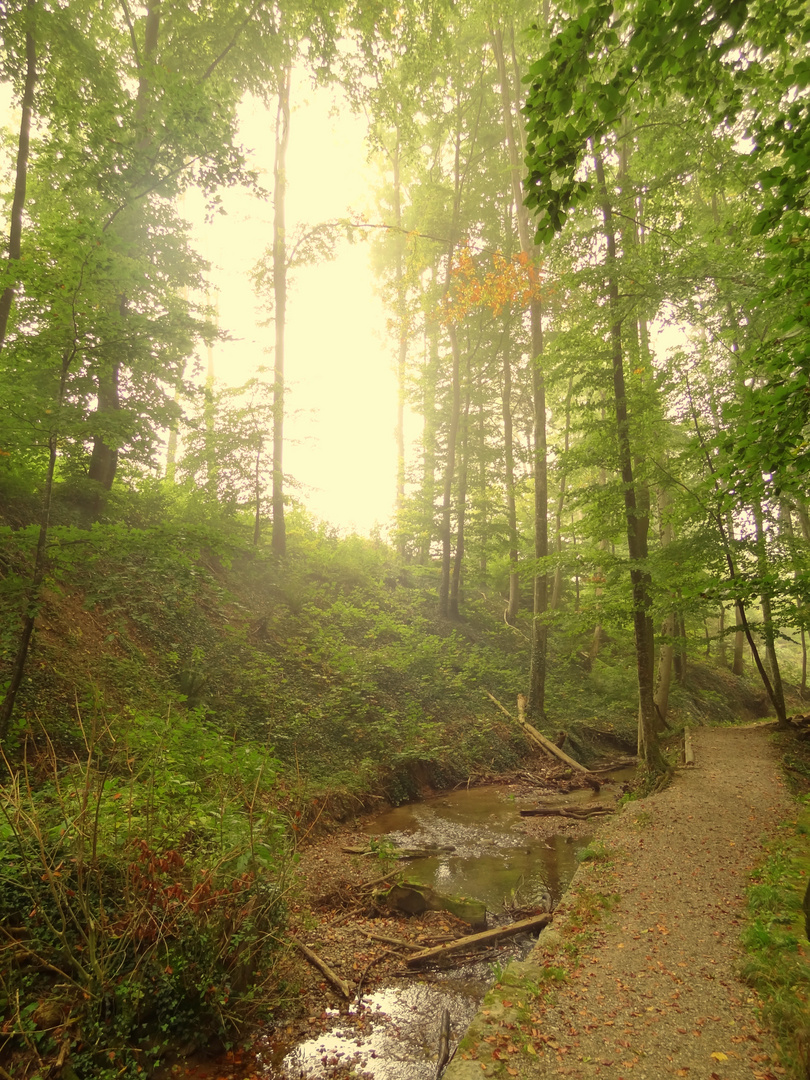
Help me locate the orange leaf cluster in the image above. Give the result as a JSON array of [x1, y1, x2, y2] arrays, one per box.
[[442, 246, 544, 324]]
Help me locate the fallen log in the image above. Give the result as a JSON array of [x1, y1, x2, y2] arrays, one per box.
[[486, 691, 593, 775], [288, 934, 352, 998], [357, 929, 423, 952], [435, 1007, 451, 1079], [518, 695, 592, 774], [342, 844, 455, 859], [405, 912, 553, 966], [519, 804, 612, 818], [589, 758, 638, 774]]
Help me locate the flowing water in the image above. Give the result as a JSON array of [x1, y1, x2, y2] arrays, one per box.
[[258, 778, 623, 1080]]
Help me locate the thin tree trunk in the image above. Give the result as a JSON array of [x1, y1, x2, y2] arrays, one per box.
[[392, 128, 408, 552], [0, 1, 36, 354], [438, 320, 461, 618], [718, 604, 727, 667], [551, 377, 574, 611], [86, 3, 161, 513], [501, 316, 520, 622], [593, 150, 665, 774], [419, 310, 440, 565], [754, 498, 786, 719], [477, 396, 487, 580], [733, 601, 745, 675], [450, 375, 471, 619], [0, 347, 74, 742], [654, 488, 675, 723], [271, 60, 291, 557], [491, 22, 549, 717]]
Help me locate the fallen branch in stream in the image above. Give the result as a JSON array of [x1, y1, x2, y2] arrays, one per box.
[[357, 929, 424, 952], [405, 913, 553, 966], [436, 1008, 451, 1080], [519, 804, 613, 819], [288, 934, 352, 998], [485, 691, 594, 775]]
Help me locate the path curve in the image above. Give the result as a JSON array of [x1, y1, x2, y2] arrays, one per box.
[[445, 724, 791, 1080]]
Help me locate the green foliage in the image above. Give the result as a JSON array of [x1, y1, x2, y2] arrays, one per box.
[[0, 706, 292, 1077], [741, 813, 810, 1080]]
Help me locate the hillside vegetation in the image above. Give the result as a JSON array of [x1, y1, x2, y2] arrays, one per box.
[[0, 502, 778, 1078]]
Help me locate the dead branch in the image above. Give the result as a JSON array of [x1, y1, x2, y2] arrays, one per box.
[[288, 934, 352, 998], [405, 913, 552, 966], [519, 804, 612, 818], [357, 929, 423, 952]]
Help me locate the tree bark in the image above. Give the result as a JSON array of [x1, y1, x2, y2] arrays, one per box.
[[654, 488, 675, 723], [491, 22, 549, 717], [754, 498, 786, 720], [438, 318, 461, 618], [0, 348, 74, 742], [392, 126, 408, 552], [551, 376, 574, 611], [449, 373, 471, 618], [500, 315, 520, 623], [271, 60, 291, 557], [0, 0, 36, 355], [592, 150, 665, 775], [419, 304, 440, 564]]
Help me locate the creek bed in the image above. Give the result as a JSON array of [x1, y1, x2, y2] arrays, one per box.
[[258, 779, 618, 1080]]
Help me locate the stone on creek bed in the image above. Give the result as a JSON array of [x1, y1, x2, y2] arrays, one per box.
[[374, 880, 487, 930]]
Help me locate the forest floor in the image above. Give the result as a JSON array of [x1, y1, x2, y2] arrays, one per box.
[[171, 723, 802, 1080]]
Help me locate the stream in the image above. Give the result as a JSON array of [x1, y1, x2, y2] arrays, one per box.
[[256, 777, 627, 1080]]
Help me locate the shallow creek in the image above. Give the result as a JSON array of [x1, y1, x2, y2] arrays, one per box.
[[258, 780, 618, 1080]]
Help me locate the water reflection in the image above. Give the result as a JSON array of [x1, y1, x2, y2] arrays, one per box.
[[363, 785, 588, 909], [276, 983, 481, 1080]]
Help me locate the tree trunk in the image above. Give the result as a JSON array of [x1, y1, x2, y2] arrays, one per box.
[[501, 314, 520, 623], [551, 376, 574, 611], [419, 307, 440, 564], [438, 319, 461, 618], [84, 4, 161, 513], [392, 130, 409, 553], [718, 604, 727, 667], [271, 60, 291, 557], [0, 0, 36, 355], [0, 348, 74, 742], [754, 498, 786, 721], [491, 22, 549, 717], [593, 150, 665, 774], [654, 487, 675, 722], [449, 375, 471, 619]]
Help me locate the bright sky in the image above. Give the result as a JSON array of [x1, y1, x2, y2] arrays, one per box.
[[1, 74, 398, 536], [187, 79, 397, 536]]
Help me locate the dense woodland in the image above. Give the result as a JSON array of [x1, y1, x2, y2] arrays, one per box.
[[0, 0, 809, 1076]]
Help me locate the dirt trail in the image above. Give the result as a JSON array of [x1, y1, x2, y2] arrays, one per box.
[[445, 724, 792, 1080]]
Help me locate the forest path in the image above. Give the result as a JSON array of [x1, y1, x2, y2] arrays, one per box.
[[444, 724, 792, 1080]]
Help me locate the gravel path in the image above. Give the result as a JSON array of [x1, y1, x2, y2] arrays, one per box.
[[445, 724, 791, 1080]]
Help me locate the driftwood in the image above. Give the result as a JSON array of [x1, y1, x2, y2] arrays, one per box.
[[436, 1007, 452, 1079], [358, 929, 423, 952], [289, 934, 352, 998], [589, 758, 638, 774], [519, 804, 612, 819], [342, 844, 455, 859], [486, 691, 593, 775], [405, 912, 553, 966]]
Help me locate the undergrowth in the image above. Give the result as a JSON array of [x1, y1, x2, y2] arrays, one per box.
[[0, 707, 294, 1079], [741, 785, 810, 1079]]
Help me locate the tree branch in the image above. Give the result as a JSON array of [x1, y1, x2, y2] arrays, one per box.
[[119, 0, 142, 70]]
